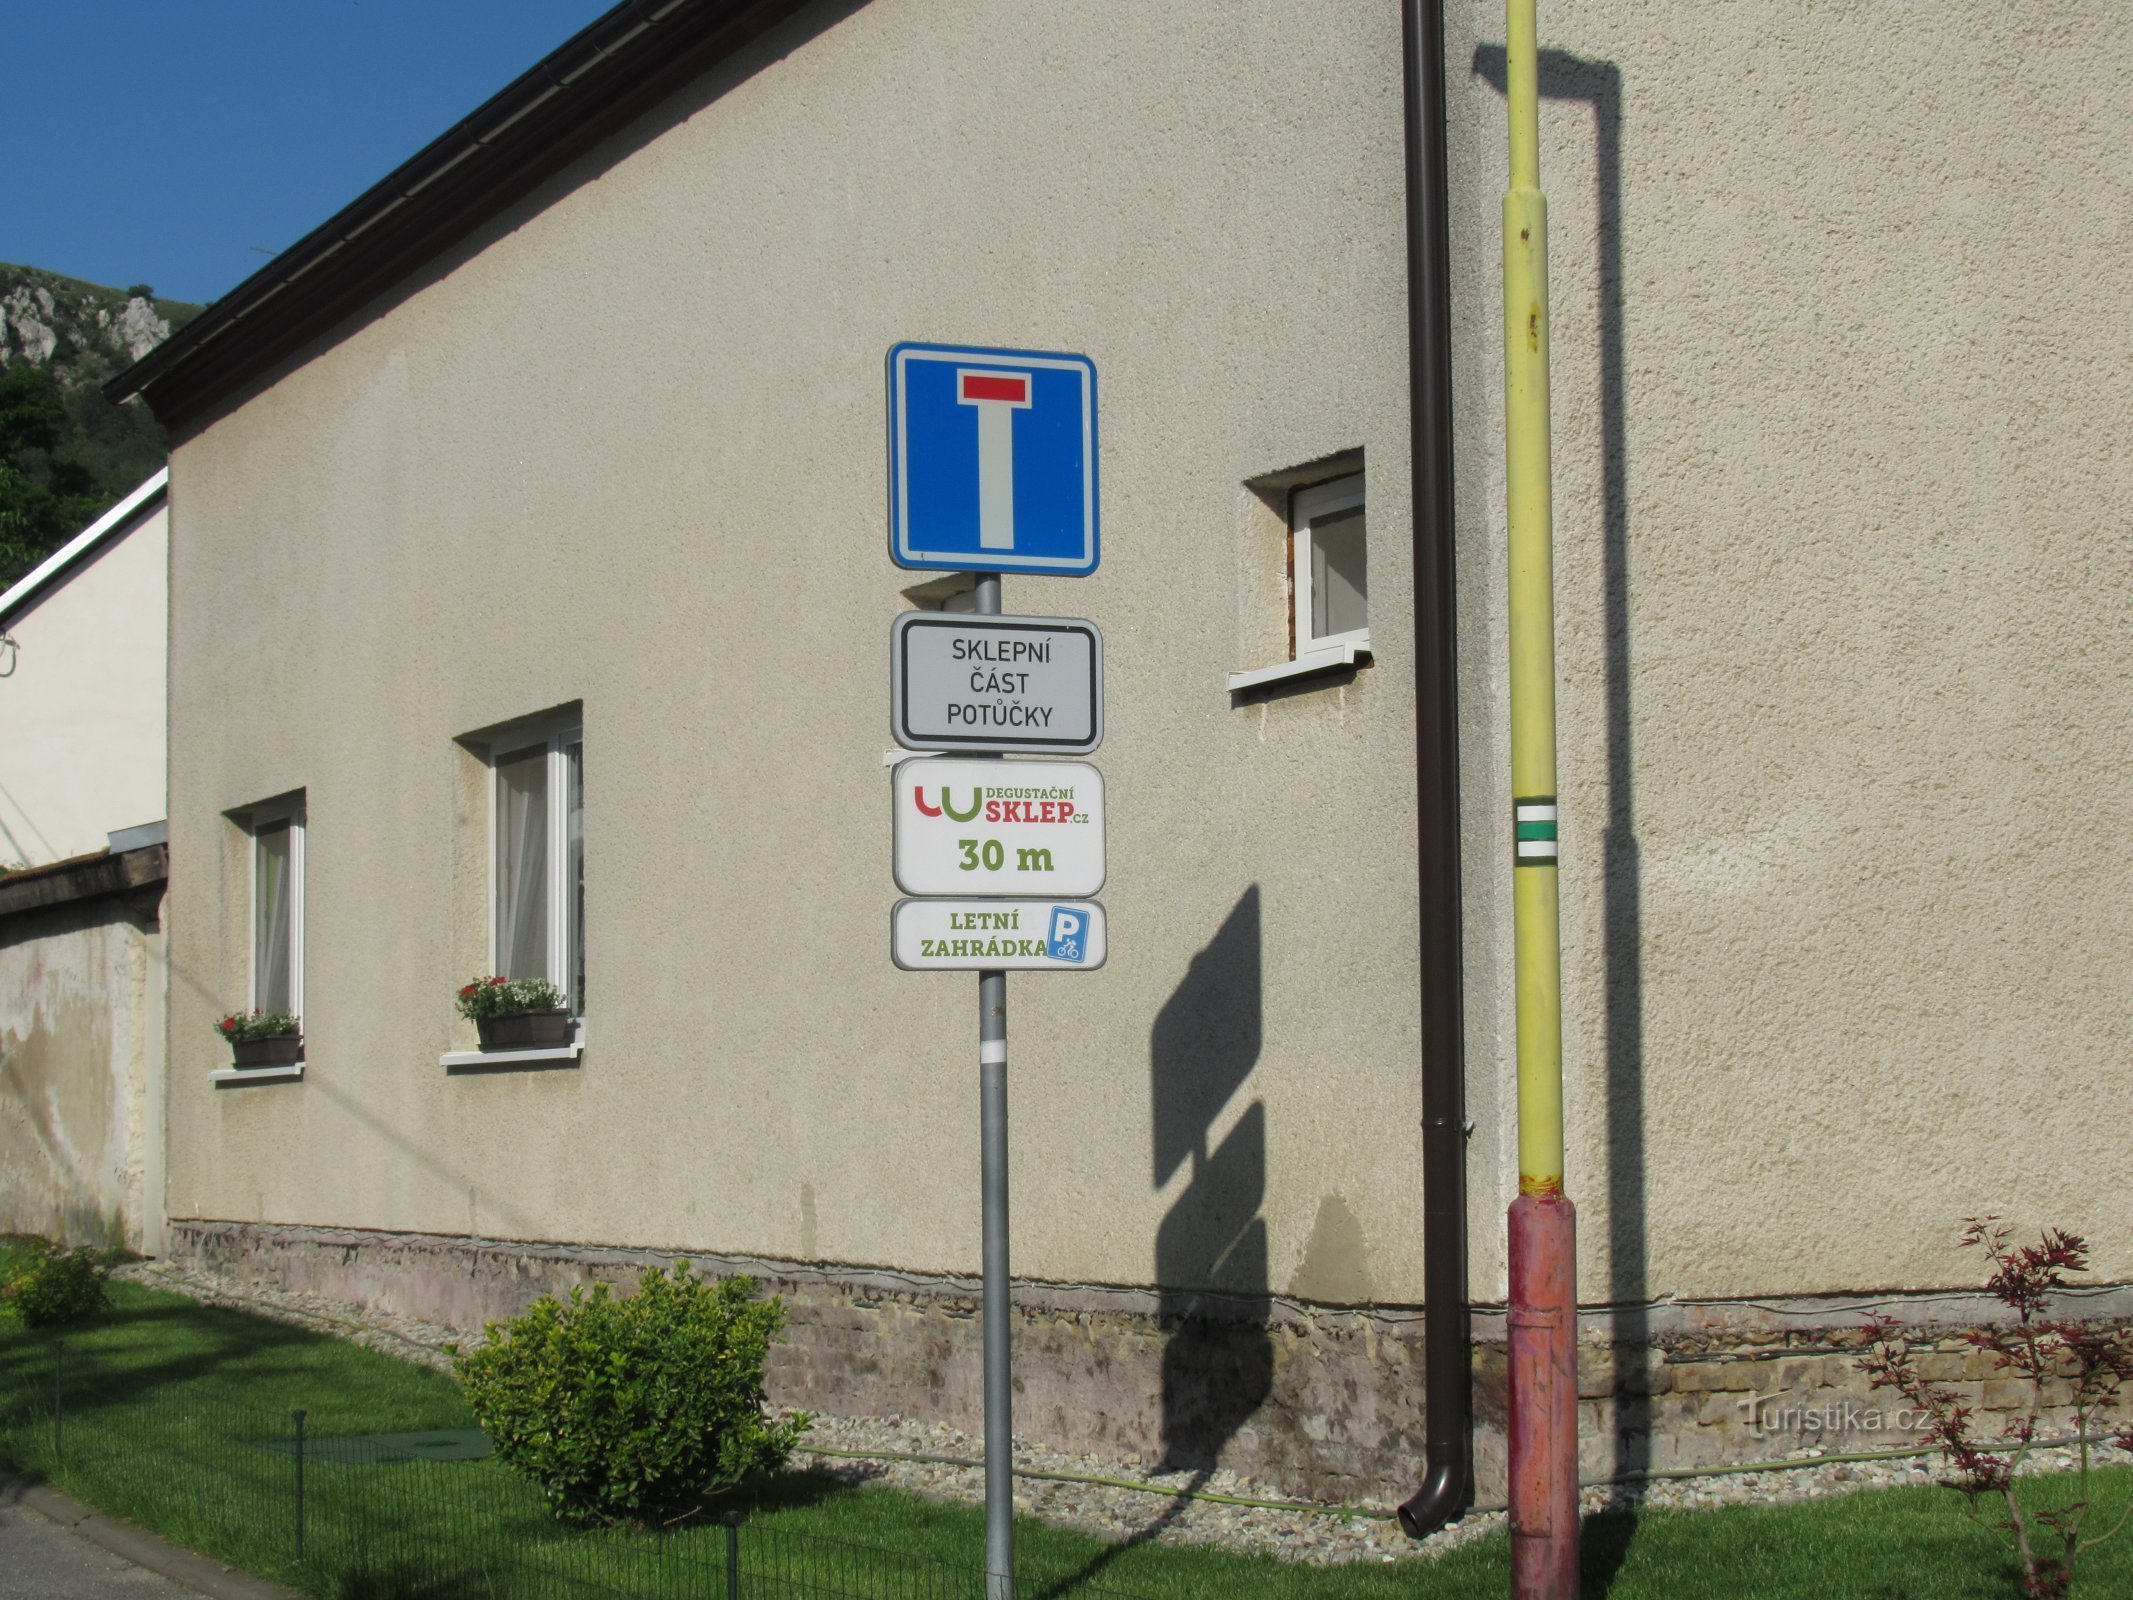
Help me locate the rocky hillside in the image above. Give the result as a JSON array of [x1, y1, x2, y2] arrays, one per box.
[[0, 265, 202, 587], [1, 265, 200, 383]]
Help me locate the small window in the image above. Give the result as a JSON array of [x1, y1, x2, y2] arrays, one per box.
[[249, 797, 305, 1019], [1292, 472, 1367, 654], [491, 723, 584, 1014]]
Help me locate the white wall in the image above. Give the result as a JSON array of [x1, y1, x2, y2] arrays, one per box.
[[0, 892, 165, 1250], [0, 498, 168, 865]]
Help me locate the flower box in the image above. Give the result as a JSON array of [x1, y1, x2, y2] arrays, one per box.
[[230, 1035, 303, 1068], [475, 1010, 571, 1051]]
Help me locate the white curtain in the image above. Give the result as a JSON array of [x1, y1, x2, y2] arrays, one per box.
[[567, 740, 584, 1013], [254, 821, 293, 1012], [1311, 504, 1368, 640], [495, 744, 549, 981]]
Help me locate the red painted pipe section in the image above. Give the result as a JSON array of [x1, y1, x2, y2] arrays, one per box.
[[1509, 1189, 1579, 1597]]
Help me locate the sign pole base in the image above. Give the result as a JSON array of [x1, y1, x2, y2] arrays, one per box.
[[980, 967, 1012, 1599]]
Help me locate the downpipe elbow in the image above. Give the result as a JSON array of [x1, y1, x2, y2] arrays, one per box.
[[1397, 1459, 1467, 1539]]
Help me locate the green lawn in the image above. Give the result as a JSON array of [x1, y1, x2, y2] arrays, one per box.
[[2, 1276, 2130, 1598]]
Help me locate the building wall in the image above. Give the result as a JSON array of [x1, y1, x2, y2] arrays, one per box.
[[0, 888, 166, 1251], [160, 0, 2132, 1423], [1458, 0, 2133, 1308], [166, 0, 1436, 1307], [0, 500, 169, 867]]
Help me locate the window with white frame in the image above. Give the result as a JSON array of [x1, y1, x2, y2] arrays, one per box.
[[490, 722, 583, 1015], [249, 796, 305, 1021], [1291, 472, 1368, 655]]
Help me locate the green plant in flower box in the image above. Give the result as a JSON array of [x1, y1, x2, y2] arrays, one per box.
[[214, 1010, 301, 1043], [454, 975, 565, 1021]]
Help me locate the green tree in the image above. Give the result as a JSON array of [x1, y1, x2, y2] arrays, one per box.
[[0, 363, 141, 586]]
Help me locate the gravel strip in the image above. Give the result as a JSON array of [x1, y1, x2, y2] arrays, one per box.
[[790, 1413, 1463, 1566], [1591, 1440, 2110, 1518], [110, 1261, 2111, 1566]]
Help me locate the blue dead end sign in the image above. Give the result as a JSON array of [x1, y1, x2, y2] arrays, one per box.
[[887, 342, 1099, 576]]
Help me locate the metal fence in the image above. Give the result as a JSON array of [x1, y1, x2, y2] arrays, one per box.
[[0, 1341, 1152, 1600]]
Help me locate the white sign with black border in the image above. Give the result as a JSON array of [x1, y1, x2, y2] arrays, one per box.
[[891, 612, 1102, 755]]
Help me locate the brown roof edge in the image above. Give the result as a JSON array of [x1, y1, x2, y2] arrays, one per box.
[[106, 0, 818, 431], [0, 844, 168, 922]]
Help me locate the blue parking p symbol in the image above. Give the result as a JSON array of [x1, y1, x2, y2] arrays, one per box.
[[1046, 906, 1088, 964]]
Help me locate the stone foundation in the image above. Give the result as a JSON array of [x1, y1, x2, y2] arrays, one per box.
[[1514, 1286, 2133, 1493], [166, 1219, 2133, 1508]]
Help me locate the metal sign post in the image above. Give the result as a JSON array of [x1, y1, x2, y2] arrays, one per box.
[[979, 952, 1010, 1597], [886, 345, 1102, 1600], [970, 572, 1014, 1600]]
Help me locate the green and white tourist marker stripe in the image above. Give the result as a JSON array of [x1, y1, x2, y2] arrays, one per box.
[[1514, 797, 1558, 866]]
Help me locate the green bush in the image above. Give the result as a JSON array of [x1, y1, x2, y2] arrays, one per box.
[[454, 1264, 806, 1524], [3, 1243, 109, 1328]]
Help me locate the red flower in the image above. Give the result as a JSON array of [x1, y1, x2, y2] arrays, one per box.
[[489, 975, 507, 986], [459, 984, 478, 998]]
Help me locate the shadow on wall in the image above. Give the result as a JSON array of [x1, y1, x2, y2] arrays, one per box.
[[1475, 34, 1646, 1546], [0, 771, 60, 867], [1150, 885, 1270, 1471]]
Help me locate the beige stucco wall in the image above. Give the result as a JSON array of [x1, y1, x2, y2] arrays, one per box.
[[0, 498, 168, 866], [0, 893, 165, 1251], [1460, 1, 2133, 1303], [163, 0, 2133, 1312]]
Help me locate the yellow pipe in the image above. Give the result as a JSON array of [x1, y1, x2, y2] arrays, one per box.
[[1506, 0, 1541, 189], [1503, 12, 1579, 1589], [1504, 0, 1562, 1196]]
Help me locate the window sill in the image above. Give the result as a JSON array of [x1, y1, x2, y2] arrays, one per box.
[[440, 1038, 584, 1071], [209, 1063, 304, 1085], [1226, 641, 1371, 694]]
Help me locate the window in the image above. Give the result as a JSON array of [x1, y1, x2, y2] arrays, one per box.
[[1224, 455, 1369, 694], [490, 723, 583, 1014], [249, 796, 305, 1020], [1292, 472, 1367, 654]]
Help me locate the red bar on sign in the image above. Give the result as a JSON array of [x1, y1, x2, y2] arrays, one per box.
[[960, 374, 1028, 403]]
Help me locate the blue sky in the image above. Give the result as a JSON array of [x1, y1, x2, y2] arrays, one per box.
[[4, 1, 614, 306]]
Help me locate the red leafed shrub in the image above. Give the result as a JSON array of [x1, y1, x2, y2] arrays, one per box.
[[1860, 1219, 2133, 1598]]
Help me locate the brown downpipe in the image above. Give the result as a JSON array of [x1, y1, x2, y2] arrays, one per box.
[[1397, 0, 1472, 1541]]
